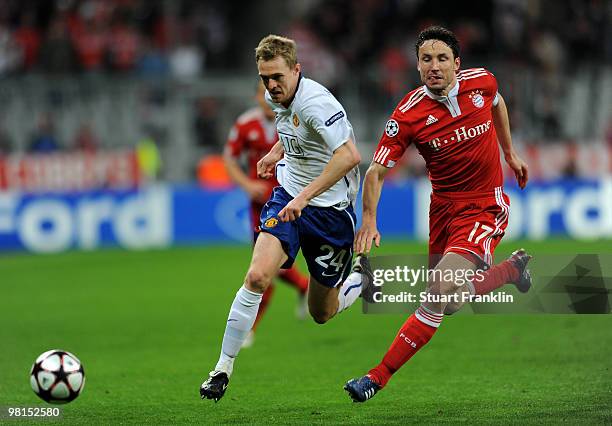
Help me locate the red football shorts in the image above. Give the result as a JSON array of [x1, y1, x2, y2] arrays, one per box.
[[428, 187, 510, 269]]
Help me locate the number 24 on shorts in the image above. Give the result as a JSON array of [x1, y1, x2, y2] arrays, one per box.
[[315, 245, 347, 274]]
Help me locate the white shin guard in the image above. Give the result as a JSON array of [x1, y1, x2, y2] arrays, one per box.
[[215, 285, 262, 375]]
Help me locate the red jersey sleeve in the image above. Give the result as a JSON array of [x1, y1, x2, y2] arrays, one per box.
[[485, 69, 500, 106], [372, 103, 413, 168], [224, 123, 245, 158]]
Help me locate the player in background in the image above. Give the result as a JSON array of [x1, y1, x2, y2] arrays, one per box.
[[223, 81, 310, 348], [344, 26, 532, 402], [201, 34, 364, 402]]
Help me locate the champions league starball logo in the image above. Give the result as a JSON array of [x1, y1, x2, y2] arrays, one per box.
[[385, 119, 399, 137], [470, 90, 485, 108]]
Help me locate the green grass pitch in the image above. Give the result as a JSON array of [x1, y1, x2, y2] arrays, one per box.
[[1, 239, 611, 424]]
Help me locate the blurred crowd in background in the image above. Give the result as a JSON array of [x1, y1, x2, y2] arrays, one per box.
[[0, 0, 608, 78], [0, 0, 610, 184], [0, 0, 222, 77]]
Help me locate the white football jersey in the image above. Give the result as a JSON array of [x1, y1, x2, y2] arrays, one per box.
[[266, 76, 360, 208]]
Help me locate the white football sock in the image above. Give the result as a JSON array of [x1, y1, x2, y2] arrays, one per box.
[[214, 285, 262, 376], [336, 271, 362, 314]]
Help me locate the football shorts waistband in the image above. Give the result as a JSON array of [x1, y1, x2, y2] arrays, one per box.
[[431, 186, 504, 201]]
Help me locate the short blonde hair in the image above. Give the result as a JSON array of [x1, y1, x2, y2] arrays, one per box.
[[255, 35, 297, 68]]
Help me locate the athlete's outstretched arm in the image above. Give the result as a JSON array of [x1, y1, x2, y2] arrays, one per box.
[[224, 151, 269, 203], [277, 140, 361, 222], [257, 141, 284, 179], [492, 94, 528, 189], [354, 162, 390, 254]]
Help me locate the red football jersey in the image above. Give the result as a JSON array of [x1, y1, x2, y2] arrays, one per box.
[[225, 107, 279, 189], [373, 68, 503, 192]]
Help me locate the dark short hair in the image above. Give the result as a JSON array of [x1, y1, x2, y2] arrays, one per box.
[[415, 26, 460, 59]]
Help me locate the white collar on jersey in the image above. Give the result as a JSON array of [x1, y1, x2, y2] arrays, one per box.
[[423, 78, 459, 100], [423, 79, 462, 117], [269, 73, 304, 115]]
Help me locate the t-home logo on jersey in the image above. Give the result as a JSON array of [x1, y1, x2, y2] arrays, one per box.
[[426, 120, 492, 152], [454, 120, 492, 142]]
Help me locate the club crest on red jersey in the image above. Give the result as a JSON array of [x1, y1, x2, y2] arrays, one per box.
[[385, 119, 399, 137], [469, 90, 485, 108]]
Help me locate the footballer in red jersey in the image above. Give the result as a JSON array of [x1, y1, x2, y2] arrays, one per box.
[[344, 26, 533, 403], [223, 82, 308, 347]]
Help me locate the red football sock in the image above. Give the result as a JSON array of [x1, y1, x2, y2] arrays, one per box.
[[471, 260, 519, 295], [252, 285, 275, 331], [368, 307, 442, 388], [278, 266, 309, 294]]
